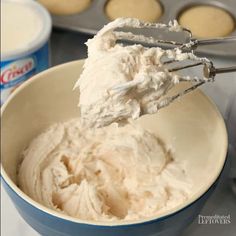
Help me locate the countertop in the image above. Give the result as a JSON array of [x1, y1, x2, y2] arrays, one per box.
[[1, 29, 236, 236]]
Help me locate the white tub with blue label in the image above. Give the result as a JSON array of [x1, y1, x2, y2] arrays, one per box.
[[1, 0, 52, 105]]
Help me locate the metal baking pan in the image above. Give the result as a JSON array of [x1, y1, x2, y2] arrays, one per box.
[[51, 0, 236, 56]]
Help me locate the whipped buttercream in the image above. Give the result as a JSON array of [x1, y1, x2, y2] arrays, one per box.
[[74, 18, 209, 128], [18, 119, 191, 221]]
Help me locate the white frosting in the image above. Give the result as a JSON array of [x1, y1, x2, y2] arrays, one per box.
[[18, 119, 191, 221], [74, 18, 210, 128], [18, 18, 199, 222]]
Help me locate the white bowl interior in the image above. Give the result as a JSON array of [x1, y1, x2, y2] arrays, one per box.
[[1, 60, 227, 224]]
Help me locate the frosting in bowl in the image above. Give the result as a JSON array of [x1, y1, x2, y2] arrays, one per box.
[[18, 119, 191, 221]]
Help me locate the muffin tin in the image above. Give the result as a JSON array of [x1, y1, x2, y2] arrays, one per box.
[[51, 0, 236, 56]]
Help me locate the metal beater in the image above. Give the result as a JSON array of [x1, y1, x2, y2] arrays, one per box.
[[109, 18, 236, 111]]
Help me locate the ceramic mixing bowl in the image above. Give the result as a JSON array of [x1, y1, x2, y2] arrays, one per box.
[[1, 60, 228, 236]]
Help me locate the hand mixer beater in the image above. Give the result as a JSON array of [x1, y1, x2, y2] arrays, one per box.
[[108, 18, 236, 112]]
